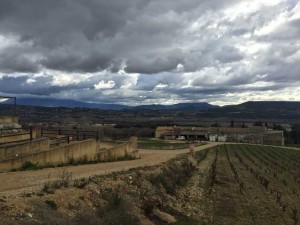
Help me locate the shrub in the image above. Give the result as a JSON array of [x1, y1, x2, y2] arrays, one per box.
[[73, 177, 90, 189], [149, 158, 196, 194], [45, 200, 58, 210], [42, 169, 72, 194], [21, 161, 39, 170], [99, 192, 141, 225]]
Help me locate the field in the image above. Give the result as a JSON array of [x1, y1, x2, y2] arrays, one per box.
[[137, 138, 206, 150], [0, 144, 300, 225], [201, 144, 300, 225], [137, 138, 189, 149]]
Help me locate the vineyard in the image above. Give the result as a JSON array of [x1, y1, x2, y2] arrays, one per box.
[[1, 144, 300, 225], [201, 144, 300, 225]]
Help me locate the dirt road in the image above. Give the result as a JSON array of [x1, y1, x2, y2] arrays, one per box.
[[0, 142, 220, 195]]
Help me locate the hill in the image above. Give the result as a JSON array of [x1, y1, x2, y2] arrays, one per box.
[[129, 102, 219, 111], [13, 97, 130, 110], [205, 101, 300, 119], [1, 97, 219, 111]]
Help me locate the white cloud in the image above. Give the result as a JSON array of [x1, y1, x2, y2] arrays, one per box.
[[254, 11, 289, 36], [94, 80, 116, 90], [26, 78, 36, 84], [155, 83, 168, 89]]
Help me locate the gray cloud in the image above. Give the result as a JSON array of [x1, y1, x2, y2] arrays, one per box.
[[0, 0, 299, 105], [0, 52, 39, 73]]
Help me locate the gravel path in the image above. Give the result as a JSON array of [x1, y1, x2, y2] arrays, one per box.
[[0, 142, 220, 196]]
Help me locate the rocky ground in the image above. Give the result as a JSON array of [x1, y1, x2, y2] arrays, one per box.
[[0, 148, 214, 225], [0, 143, 219, 195]]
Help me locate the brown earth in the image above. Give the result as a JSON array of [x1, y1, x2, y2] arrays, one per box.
[[0, 143, 299, 225], [0, 142, 220, 196]]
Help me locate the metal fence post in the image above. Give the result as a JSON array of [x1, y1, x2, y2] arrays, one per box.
[[30, 127, 33, 141]]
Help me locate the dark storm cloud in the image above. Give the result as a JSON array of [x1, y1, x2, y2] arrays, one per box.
[[40, 50, 115, 73], [0, 0, 299, 104], [0, 52, 39, 73], [0, 0, 242, 74], [125, 50, 183, 74]]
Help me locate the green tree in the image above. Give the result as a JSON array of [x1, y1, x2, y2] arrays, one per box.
[[265, 122, 268, 129], [230, 119, 234, 128], [253, 121, 263, 126], [273, 123, 284, 131], [291, 125, 300, 144], [211, 122, 220, 127]]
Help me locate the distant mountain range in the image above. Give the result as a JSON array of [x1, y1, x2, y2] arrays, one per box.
[[1, 98, 300, 120], [203, 101, 300, 119], [129, 102, 219, 111], [13, 98, 129, 110], [4, 97, 219, 111]]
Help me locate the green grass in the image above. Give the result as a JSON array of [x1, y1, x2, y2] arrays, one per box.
[[137, 139, 188, 149], [286, 144, 300, 148], [20, 161, 39, 171], [11, 153, 136, 173]]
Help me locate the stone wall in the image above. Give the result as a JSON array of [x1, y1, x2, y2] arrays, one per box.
[[96, 136, 139, 161], [0, 139, 96, 172], [0, 137, 139, 172], [0, 138, 50, 160]]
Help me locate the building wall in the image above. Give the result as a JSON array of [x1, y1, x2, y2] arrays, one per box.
[[155, 127, 174, 138], [263, 132, 284, 146], [218, 135, 228, 142], [209, 134, 217, 142], [0, 139, 97, 172], [0, 138, 50, 160]]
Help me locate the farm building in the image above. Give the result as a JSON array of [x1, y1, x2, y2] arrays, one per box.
[[155, 126, 284, 146]]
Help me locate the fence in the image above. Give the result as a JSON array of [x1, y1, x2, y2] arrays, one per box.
[[41, 128, 100, 140], [0, 127, 35, 144], [0, 128, 100, 147]]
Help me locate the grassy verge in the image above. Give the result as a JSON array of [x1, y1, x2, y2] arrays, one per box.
[[138, 138, 203, 149], [286, 144, 300, 148], [12, 153, 137, 172]]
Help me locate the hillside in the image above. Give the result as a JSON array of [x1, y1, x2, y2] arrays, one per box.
[[15, 98, 130, 110], [204, 101, 300, 119], [129, 102, 219, 111]]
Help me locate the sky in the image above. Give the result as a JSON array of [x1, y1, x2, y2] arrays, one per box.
[[0, 0, 300, 106]]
